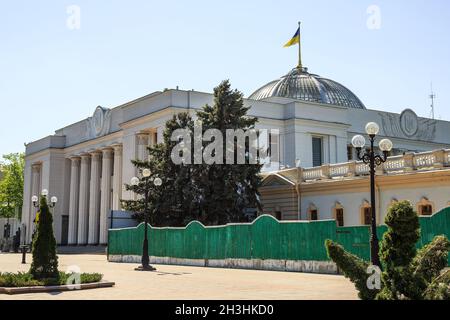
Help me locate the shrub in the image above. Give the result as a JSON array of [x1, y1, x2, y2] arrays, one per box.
[[0, 272, 103, 287], [325, 201, 450, 300], [29, 196, 59, 280], [325, 239, 378, 300]]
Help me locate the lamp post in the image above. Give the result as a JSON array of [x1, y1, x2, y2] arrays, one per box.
[[130, 169, 162, 271], [295, 159, 302, 220], [24, 189, 58, 263], [352, 122, 393, 267]]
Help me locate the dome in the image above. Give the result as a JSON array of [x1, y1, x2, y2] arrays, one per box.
[[249, 67, 366, 109]]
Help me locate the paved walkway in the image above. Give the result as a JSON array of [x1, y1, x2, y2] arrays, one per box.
[[0, 253, 358, 300]]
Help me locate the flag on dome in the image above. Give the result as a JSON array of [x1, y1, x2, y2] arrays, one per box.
[[283, 27, 300, 47]]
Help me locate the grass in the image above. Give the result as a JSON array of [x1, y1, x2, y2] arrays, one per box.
[[0, 271, 103, 288]]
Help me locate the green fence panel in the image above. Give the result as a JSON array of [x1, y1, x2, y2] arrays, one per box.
[[205, 226, 226, 259], [250, 216, 281, 259], [225, 224, 252, 259], [108, 208, 450, 265]]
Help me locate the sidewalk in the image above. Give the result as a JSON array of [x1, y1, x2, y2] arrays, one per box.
[[0, 253, 358, 300]]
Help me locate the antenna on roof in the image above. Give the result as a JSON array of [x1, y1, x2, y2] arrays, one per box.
[[429, 82, 436, 120]]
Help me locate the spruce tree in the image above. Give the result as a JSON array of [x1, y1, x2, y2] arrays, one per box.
[[29, 196, 59, 280], [195, 80, 262, 225], [122, 80, 263, 226], [122, 113, 199, 226]]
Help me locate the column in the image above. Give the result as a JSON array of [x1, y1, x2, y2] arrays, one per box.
[[88, 151, 102, 244], [99, 148, 113, 244], [157, 127, 164, 144], [28, 163, 41, 243], [112, 144, 123, 211], [136, 132, 150, 161], [77, 154, 91, 245], [67, 157, 81, 245]]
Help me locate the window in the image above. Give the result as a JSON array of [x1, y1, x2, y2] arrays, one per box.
[[312, 137, 323, 167], [275, 211, 282, 220], [420, 205, 433, 216], [333, 202, 344, 226], [335, 208, 344, 227], [360, 201, 372, 225], [417, 197, 434, 216], [347, 145, 353, 160], [308, 203, 319, 221], [363, 207, 371, 225]]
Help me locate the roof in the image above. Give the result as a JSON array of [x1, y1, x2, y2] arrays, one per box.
[[249, 67, 366, 109]]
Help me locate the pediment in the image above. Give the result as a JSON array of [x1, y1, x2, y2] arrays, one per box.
[[261, 174, 295, 187]]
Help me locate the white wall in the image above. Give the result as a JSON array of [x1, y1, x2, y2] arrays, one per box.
[[301, 185, 450, 227]]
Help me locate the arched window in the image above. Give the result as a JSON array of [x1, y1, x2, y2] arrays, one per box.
[[308, 203, 319, 221], [390, 198, 398, 206], [360, 200, 371, 225], [417, 197, 434, 216], [333, 202, 344, 227]]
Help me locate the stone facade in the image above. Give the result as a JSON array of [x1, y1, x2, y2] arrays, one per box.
[[22, 88, 450, 244], [260, 150, 450, 225]]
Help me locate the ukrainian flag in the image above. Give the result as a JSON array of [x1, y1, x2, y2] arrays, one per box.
[[283, 27, 300, 47]]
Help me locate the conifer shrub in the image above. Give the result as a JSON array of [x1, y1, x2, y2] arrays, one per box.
[[325, 201, 450, 300], [29, 196, 59, 280]]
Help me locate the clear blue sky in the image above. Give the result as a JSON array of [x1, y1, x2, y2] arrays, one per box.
[[1, 0, 449, 155]]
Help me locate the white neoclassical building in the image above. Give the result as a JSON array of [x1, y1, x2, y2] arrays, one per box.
[[21, 66, 450, 245]]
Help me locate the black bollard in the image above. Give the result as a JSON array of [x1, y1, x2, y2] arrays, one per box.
[[20, 245, 28, 264]]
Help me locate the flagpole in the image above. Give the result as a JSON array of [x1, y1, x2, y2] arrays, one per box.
[[298, 21, 302, 70]]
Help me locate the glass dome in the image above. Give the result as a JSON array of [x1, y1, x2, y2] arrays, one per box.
[[249, 67, 366, 109]]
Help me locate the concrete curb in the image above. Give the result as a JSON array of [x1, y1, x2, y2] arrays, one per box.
[[108, 255, 338, 274], [0, 281, 115, 295]]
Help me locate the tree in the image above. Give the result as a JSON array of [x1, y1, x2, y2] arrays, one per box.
[[0, 153, 24, 220], [122, 113, 200, 226], [122, 80, 263, 226], [325, 201, 450, 300], [195, 80, 262, 225], [29, 196, 59, 280]]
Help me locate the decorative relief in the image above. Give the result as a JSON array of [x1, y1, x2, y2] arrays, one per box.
[[86, 106, 112, 139], [378, 109, 436, 141]]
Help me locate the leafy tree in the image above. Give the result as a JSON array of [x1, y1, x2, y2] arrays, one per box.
[[325, 201, 450, 300], [0, 153, 24, 220], [29, 196, 59, 280]]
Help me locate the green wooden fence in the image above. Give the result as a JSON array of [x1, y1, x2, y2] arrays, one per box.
[[108, 207, 450, 265]]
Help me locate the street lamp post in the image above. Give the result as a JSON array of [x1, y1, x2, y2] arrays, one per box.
[[130, 169, 162, 271], [352, 122, 393, 267]]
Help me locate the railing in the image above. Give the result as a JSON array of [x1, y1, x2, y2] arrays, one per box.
[[383, 155, 405, 172], [302, 167, 323, 180], [300, 148, 450, 182]]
